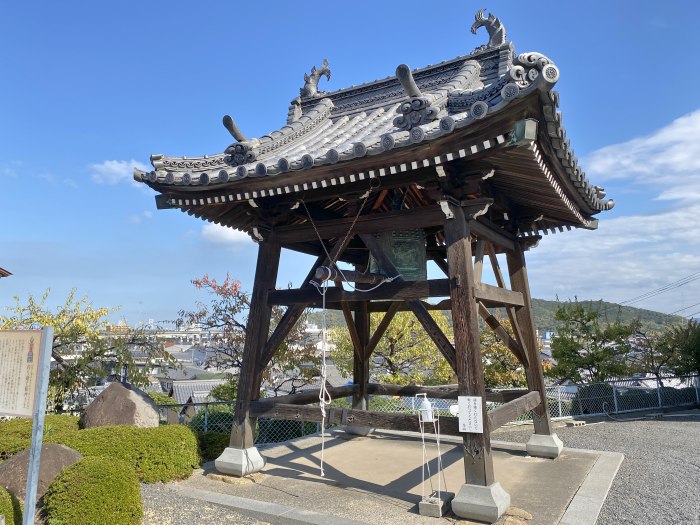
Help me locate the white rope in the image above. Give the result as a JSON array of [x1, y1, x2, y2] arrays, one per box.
[[318, 280, 332, 477]]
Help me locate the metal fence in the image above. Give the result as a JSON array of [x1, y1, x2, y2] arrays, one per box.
[[157, 374, 700, 444]]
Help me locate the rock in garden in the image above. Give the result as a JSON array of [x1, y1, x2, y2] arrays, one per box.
[[80, 382, 159, 428], [0, 443, 82, 501]]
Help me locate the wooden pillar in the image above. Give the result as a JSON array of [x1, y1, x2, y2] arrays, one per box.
[[444, 202, 494, 487], [230, 240, 281, 449], [506, 241, 553, 436], [352, 301, 370, 410]]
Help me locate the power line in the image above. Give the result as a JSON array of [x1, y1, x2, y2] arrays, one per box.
[[669, 301, 700, 315], [602, 271, 700, 313]]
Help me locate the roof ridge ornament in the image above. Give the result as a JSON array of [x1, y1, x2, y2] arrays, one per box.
[[222, 114, 248, 142], [470, 8, 506, 48], [300, 59, 331, 99], [393, 64, 441, 132]]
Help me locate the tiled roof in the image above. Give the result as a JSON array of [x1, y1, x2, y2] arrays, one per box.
[[0, 267, 11, 278], [134, 10, 613, 234], [167, 379, 225, 404]]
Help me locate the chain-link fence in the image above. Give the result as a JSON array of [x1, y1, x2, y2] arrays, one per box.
[[158, 374, 699, 444], [156, 401, 321, 445]]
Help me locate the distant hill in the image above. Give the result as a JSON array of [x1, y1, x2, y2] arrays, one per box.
[[306, 299, 685, 334], [531, 298, 685, 333]]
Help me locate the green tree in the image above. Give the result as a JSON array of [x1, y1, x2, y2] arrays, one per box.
[[177, 274, 320, 396], [0, 290, 177, 410], [480, 317, 528, 388], [330, 311, 455, 385], [547, 301, 639, 383], [668, 320, 700, 377]]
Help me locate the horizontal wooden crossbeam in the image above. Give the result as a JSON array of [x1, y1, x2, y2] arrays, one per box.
[[268, 279, 524, 308], [250, 391, 541, 435], [274, 204, 449, 243], [251, 384, 531, 406], [487, 390, 541, 431]]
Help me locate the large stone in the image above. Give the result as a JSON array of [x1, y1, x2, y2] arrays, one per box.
[[0, 444, 82, 501], [80, 382, 159, 429]]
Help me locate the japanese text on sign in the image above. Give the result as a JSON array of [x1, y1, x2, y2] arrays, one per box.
[[457, 395, 483, 434], [0, 331, 42, 417]]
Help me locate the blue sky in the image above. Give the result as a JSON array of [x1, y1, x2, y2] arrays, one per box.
[[2, 1, 700, 325]]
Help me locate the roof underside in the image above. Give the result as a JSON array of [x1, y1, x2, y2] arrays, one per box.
[[135, 12, 613, 247]]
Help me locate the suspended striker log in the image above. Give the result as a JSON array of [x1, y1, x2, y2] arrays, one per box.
[[313, 266, 385, 285]]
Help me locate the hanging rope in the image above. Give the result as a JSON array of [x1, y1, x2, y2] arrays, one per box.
[[318, 279, 332, 477], [300, 189, 404, 478]]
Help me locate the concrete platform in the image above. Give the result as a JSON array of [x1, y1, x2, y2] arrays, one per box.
[[171, 430, 623, 525]]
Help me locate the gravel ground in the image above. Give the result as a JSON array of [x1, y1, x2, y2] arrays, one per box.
[[494, 412, 700, 525], [141, 483, 269, 525]]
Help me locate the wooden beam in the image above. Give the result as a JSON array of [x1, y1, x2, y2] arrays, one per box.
[[477, 302, 528, 366], [365, 383, 529, 403], [275, 204, 448, 243], [359, 233, 457, 371], [252, 385, 359, 407], [506, 242, 554, 436], [474, 283, 524, 308], [253, 383, 529, 405], [268, 279, 451, 305], [487, 391, 541, 431], [269, 280, 523, 308], [261, 237, 352, 368], [251, 402, 462, 436], [444, 201, 494, 487], [250, 395, 539, 435], [468, 218, 516, 252], [231, 240, 281, 449], [353, 301, 371, 410], [366, 302, 401, 357], [485, 245, 527, 353], [474, 240, 484, 283]]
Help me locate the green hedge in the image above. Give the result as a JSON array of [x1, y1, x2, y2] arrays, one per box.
[[0, 415, 79, 461], [60, 424, 199, 483], [43, 457, 142, 525], [195, 431, 230, 462], [0, 486, 22, 525]]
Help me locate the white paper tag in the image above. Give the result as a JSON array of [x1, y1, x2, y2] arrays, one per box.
[[457, 396, 483, 434]]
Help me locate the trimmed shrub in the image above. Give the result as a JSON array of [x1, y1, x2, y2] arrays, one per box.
[[195, 431, 230, 462], [0, 486, 22, 525], [60, 424, 199, 482], [0, 416, 79, 461], [43, 457, 141, 525]]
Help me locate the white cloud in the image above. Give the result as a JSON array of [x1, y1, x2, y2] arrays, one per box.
[[201, 223, 254, 247], [586, 109, 700, 203], [90, 159, 149, 186], [1, 161, 21, 178], [525, 110, 700, 315], [129, 211, 155, 224]]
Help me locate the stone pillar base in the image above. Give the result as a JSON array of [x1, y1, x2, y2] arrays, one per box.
[[526, 433, 564, 459], [344, 425, 373, 436], [214, 446, 265, 477], [451, 482, 510, 523]]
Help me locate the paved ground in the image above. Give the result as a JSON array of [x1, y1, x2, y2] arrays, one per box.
[[140, 410, 699, 525]]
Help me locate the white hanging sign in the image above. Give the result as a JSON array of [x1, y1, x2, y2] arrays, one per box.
[[457, 396, 483, 434]]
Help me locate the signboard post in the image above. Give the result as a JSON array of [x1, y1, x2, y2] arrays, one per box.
[[0, 327, 54, 525]]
